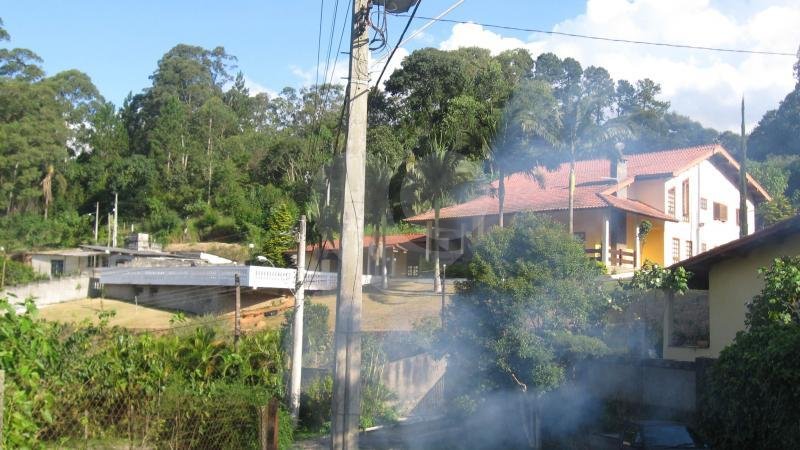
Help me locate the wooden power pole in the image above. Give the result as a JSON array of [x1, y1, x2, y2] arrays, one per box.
[[290, 215, 307, 423], [332, 0, 369, 447], [739, 97, 749, 237], [112, 192, 119, 247]]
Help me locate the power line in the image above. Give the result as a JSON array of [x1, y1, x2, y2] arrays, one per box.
[[313, 0, 326, 106], [398, 15, 798, 57], [374, 0, 424, 89]]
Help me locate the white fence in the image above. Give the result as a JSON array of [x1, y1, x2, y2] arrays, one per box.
[[97, 265, 377, 291]]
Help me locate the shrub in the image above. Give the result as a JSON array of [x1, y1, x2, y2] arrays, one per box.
[[701, 325, 800, 449]]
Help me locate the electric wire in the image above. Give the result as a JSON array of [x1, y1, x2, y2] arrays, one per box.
[[373, 0, 423, 89], [397, 14, 798, 57]]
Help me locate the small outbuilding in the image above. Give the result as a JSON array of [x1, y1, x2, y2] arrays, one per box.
[[665, 214, 800, 361]]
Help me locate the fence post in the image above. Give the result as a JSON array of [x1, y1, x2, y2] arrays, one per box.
[[259, 399, 279, 450], [0, 369, 4, 444]]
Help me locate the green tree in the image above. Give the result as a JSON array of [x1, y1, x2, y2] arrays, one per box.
[[749, 49, 800, 160], [445, 214, 608, 448], [404, 143, 477, 292]]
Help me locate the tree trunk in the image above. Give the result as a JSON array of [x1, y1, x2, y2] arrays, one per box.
[[434, 205, 442, 293], [519, 393, 542, 450], [381, 226, 389, 289], [498, 167, 505, 228], [372, 223, 380, 276], [568, 154, 576, 235], [206, 117, 213, 204]]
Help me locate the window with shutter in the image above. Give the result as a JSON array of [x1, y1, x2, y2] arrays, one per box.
[[672, 238, 681, 264], [713, 202, 728, 222], [682, 179, 690, 221], [667, 188, 676, 217]]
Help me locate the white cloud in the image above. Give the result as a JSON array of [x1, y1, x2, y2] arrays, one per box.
[[242, 76, 277, 98], [435, 0, 800, 131]]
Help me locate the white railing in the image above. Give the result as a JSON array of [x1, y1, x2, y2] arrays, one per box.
[[97, 265, 377, 291]]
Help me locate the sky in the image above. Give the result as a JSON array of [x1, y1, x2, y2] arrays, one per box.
[[2, 0, 799, 131]]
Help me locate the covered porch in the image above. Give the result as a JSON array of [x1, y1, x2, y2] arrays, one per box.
[[431, 205, 672, 273]]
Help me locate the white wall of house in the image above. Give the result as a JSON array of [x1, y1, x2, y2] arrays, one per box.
[[30, 254, 92, 278], [627, 177, 665, 210], [661, 160, 755, 265]]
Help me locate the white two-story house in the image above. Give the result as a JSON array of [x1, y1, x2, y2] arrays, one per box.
[[405, 144, 770, 271]]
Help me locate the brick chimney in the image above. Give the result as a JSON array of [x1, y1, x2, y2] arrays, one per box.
[[611, 157, 628, 199]]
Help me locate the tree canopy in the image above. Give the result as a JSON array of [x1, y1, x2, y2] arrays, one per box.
[[0, 13, 797, 252]]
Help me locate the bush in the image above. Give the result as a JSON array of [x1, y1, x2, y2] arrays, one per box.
[[701, 325, 800, 449], [0, 256, 46, 286], [0, 298, 290, 449], [701, 257, 800, 449]]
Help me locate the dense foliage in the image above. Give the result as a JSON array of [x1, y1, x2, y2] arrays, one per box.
[[0, 299, 289, 449], [701, 256, 800, 449], [0, 256, 46, 286], [444, 214, 609, 447], [4, 15, 795, 254]]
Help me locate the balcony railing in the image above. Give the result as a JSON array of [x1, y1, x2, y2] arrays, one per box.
[[585, 247, 637, 268]]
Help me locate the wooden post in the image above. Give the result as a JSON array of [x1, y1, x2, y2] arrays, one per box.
[[259, 400, 280, 450], [234, 273, 241, 350], [0, 369, 4, 444]]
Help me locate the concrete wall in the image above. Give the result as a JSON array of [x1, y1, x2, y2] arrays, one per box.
[[103, 283, 286, 315], [30, 255, 93, 278], [2, 274, 91, 311], [380, 353, 447, 417], [578, 357, 699, 416]]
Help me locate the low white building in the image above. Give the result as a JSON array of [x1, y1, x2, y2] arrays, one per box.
[[29, 248, 106, 279]]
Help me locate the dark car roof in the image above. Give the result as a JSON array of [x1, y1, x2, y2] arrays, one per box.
[[628, 420, 688, 427]]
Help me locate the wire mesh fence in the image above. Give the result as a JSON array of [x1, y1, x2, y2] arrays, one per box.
[[6, 379, 283, 450]]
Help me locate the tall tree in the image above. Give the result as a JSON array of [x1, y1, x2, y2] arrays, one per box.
[[445, 214, 608, 449], [404, 141, 477, 292], [535, 54, 628, 234]]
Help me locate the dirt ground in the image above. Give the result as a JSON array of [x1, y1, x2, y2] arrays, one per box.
[[37, 278, 454, 333], [38, 298, 180, 329], [308, 278, 454, 331]]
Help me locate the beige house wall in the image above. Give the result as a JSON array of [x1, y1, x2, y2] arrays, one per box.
[[664, 233, 800, 361], [30, 254, 92, 278]]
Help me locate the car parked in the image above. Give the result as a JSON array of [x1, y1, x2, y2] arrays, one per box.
[[589, 420, 711, 449]]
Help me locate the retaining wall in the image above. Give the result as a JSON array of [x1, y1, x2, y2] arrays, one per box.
[[2, 275, 91, 311]]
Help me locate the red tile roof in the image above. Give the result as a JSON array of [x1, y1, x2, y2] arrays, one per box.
[[405, 144, 769, 223], [306, 233, 426, 252]]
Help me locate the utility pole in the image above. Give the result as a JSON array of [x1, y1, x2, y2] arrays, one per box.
[[290, 215, 307, 423], [332, 0, 369, 447], [440, 264, 446, 329], [112, 193, 119, 247], [1, 246, 6, 290], [107, 213, 112, 247], [94, 201, 100, 244], [234, 273, 241, 350], [739, 97, 749, 237]]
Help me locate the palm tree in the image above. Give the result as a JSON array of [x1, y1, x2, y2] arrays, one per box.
[[365, 158, 395, 287], [480, 79, 560, 228], [405, 140, 477, 293], [40, 164, 65, 220], [560, 94, 630, 234]]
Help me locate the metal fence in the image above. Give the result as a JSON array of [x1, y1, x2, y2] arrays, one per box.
[[1, 376, 283, 450]]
